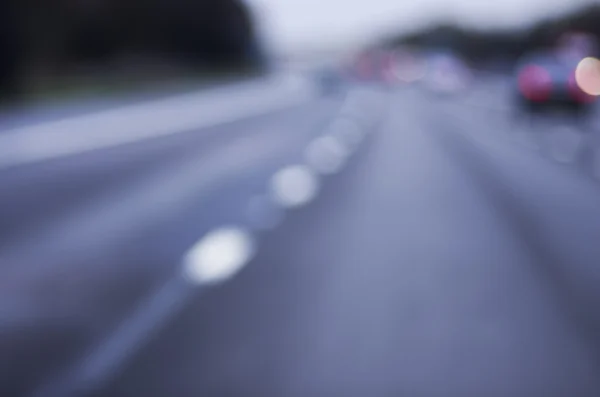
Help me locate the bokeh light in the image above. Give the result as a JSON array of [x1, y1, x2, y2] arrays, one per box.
[[270, 165, 319, 208], [575, 57, 600, 96], [518, 64, 552, 101], [183, 228, 256, 285]]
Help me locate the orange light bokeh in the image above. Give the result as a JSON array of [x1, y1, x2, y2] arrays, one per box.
[[575, 57, 600, 96]]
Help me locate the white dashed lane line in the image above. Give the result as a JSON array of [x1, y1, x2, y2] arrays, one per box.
[[34, 227, 258, 397], [183, 227, 257, 286], [31, 88, 386, 397]]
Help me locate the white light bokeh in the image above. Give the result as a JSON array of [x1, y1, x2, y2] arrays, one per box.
[[270, 166, 319, 208], [183, 228, 256, 285], [576, 57, 600, 96]]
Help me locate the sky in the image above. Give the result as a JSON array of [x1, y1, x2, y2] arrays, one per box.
[[247, 0, 595, 53]]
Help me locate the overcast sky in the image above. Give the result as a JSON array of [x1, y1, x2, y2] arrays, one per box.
[[247, 0, 594, 53]]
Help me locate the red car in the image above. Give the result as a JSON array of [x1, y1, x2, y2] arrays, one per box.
[[515, 52, 596, 113]]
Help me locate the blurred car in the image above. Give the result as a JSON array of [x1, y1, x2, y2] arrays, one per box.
[[421, 51, 471, 95], [515, 52, 596, 113]]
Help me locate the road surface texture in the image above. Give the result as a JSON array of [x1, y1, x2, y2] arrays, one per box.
[[1, 76, 600, 397]]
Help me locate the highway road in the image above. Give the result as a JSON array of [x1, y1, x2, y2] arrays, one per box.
[[2, 74, 600, 397]]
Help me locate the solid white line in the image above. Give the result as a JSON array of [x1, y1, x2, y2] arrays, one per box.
[[0, 74, 316, 169], [31, 277, 194, 397]]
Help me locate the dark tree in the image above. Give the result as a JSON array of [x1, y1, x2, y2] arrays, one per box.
[[386, 4, 600, 68], [0, 1, 22, 97], [0, 0, 262, 99]]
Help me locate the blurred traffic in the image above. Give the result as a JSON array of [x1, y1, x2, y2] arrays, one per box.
[[2, 1, 600, 397], [515, 34, 598, 114]]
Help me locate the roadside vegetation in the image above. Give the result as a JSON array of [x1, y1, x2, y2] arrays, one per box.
[[0, 0, 262, 103]]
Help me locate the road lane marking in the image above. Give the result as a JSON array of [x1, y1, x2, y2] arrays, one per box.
[[270, 165, 320, 208], [183, 227, 256, 285], [0, 74, 316, 169], [29, 87, 384, 397], [32, 225, 257, 397], [31, 277, 193, 397]]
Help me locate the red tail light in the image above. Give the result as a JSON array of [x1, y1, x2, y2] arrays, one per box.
[[518, 65, 552, 101], [568, 72, 595, 103]]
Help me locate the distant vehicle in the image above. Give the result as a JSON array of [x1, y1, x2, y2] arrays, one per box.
[[421, 52, 471, 95], [515, 52, 596, 113]]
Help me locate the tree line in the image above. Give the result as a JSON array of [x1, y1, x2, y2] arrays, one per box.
[[0, 0, 260, 99], [385, 4, 600, 68]]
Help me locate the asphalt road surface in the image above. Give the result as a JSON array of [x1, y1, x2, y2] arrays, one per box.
[[2, 75, 600, 397]]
